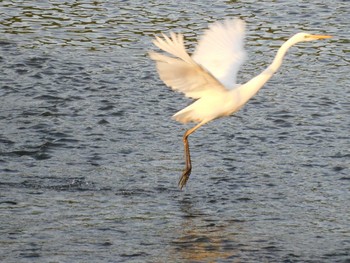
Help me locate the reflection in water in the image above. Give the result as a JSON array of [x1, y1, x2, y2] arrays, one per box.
[[171, 195, 241, 262]]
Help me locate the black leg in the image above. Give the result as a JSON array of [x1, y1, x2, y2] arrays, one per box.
[[177, 122, 206, 189], [178, 131, 192, 189]]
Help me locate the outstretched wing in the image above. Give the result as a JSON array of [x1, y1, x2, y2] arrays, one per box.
[[149, 32, 226, 99], [192, 19, 246, 89]]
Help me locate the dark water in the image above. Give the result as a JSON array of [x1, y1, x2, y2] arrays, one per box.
[[1, 1, 349, 262]]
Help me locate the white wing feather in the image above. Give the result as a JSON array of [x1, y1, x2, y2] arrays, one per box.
[[149, 32, 226, 99], [192, 19, 246, 89]]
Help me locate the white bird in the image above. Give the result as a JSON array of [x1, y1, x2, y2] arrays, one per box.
[[149, 19, 331, 189]]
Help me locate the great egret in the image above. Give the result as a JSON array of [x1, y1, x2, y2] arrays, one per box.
[[149, 19, 331, 189]]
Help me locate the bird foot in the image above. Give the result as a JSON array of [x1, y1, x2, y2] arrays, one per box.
[[178, 167, 192, 190]]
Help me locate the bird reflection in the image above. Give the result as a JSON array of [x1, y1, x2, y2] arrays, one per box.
[[169, 195, 242, 262]]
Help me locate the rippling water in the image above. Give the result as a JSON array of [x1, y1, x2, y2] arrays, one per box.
[[1, 1, 349, 262]]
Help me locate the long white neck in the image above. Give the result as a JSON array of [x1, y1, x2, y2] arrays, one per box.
[[236, 37, 299, 106]]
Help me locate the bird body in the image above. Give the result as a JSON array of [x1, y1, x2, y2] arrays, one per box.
[[149, 19, 331, 189], [173, 88, 240, 124]]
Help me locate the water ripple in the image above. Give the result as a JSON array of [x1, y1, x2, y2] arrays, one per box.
[[0, 1, 349, 263]]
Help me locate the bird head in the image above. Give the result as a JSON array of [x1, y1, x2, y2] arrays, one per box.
[[293, 32, 332, 42]]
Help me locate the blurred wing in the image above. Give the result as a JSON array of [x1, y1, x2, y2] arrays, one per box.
[[149, 32, 226, 99], [192, 19, 246, 89]]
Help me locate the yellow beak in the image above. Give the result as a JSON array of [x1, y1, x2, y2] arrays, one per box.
[[310, 34, 332, 40]]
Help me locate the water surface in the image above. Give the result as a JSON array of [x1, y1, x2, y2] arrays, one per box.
[[0, 1, 349, 262]]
